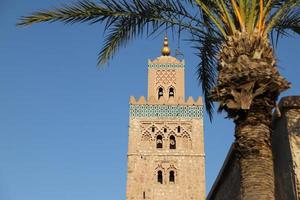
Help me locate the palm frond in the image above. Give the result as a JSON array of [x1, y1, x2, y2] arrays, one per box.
[[193, 32, 222, 121], [218, 0, 237, 34], [271, 10, 300, 46], [231, 0, 245, 31], [247, 0, 257, 32], [265, 0, 300, 34], [18, 0, 216, 65], [195, 0, 227, 37], [18, 0, 107, 25]]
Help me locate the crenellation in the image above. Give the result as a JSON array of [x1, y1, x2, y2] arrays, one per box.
[[130, 96, 203, 105]]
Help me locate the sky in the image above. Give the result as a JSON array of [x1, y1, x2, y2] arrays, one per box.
[[1, 1, 300, 200]]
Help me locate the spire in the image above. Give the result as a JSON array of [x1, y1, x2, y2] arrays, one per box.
[[161, 36, 171, 56]]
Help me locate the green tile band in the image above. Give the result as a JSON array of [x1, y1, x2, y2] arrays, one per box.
[[148, 63, 184, 68], [130, 104, 203, 119]]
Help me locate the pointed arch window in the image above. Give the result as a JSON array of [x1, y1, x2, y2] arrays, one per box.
[[170, 135, 176, 149], [169, 170, 175, 183], [157, 170, 163, 184], [156, 135, 163, 149], [169, 87, 174, 98], [158, 87, 164, 99]]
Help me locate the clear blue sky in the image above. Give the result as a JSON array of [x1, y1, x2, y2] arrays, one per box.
[[1, 1, 300, 200]]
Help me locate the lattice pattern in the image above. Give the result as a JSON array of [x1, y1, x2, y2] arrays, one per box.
[[149, 63, 183, 68], [156, 70, 176, 84], [130, 105, 203, 119], [141, 122, 192, 136], [142, 131, 152, 141]]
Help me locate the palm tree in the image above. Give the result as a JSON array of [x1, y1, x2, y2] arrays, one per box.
[[18, 0, 300, 199]]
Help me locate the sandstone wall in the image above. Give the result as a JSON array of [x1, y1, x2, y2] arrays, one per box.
[[272, 109, 297, 200], [126, 118, 205, 200], [290, 135, 300, 199], [272, 96, 300, 200]]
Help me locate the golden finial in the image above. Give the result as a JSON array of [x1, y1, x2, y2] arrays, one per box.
[[161, 36, 171, 56]]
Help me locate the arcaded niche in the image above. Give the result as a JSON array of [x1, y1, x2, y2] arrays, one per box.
[[126, 37, 206, 200]]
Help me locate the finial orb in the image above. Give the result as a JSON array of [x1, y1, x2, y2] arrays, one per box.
[[161, 36, 171, 56]]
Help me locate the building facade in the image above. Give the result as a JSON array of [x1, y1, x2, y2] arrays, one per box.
[[126, 37, 206, 200]]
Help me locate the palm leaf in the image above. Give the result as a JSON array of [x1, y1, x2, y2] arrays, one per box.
[[265, 0, 300, 34], [193, 33, 222, 120], [18, 0, 214, 65], [271, 10, 300, 46], [195, 0, 227, 37]]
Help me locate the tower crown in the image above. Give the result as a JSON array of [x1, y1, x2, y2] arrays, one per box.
[[148, 37, 185, 102]]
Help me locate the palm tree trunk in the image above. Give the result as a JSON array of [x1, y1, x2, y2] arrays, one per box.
[[210, 32, 291, 200], [235, 107, 274, 200]]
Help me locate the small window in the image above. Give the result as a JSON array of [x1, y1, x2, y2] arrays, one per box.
[[169, 171, 175, 183], [152, 127, 155, 132], [164, 128, 167, 133], [158, 87, 164, 99], [158, 170, 163, 184], [169, 87, 174, 98], [143, 191, 146, 199], [170, 135, 176, 149], [177, 126, 181, 133], [156, 135, 163, 149]]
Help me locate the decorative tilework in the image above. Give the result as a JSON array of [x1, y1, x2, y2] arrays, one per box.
[[148, 63, 184, 68], [156, 70, 176, 84], [130, 104, 203, 119]]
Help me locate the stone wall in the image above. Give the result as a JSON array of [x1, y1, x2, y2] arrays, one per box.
[[290, 135, 300, 199], [273, 96, 300, 200], [126, 117, 205, 200], [207, 96, 300, 200], [206, 146, 241, 200]]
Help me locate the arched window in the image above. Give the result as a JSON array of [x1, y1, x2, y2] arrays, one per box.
[[170, 135, 176, 149], [156, 135, 163, 149], [158, 87, 164, 99], [182, 134, 190, 149], [169, 171, 175, 183], [158, 170, 163, 184], [169, 87, 174, 98]]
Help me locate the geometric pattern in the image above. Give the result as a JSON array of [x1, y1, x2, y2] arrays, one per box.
[[129, 104, 203, 119], [156, 70, 176, 84], [148, 63, 183, 68]]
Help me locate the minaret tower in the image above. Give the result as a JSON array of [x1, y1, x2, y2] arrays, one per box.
[[126, 37, 205, 200]]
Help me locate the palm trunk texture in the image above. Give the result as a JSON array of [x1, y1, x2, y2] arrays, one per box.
[[211, 31, 290, 200], [235, 107, 274, 199]]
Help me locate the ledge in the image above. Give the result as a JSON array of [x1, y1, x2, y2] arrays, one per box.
[[279, 96, 300, 110]]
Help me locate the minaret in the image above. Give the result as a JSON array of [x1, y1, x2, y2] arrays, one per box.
[[126, 37, 205, 200]]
